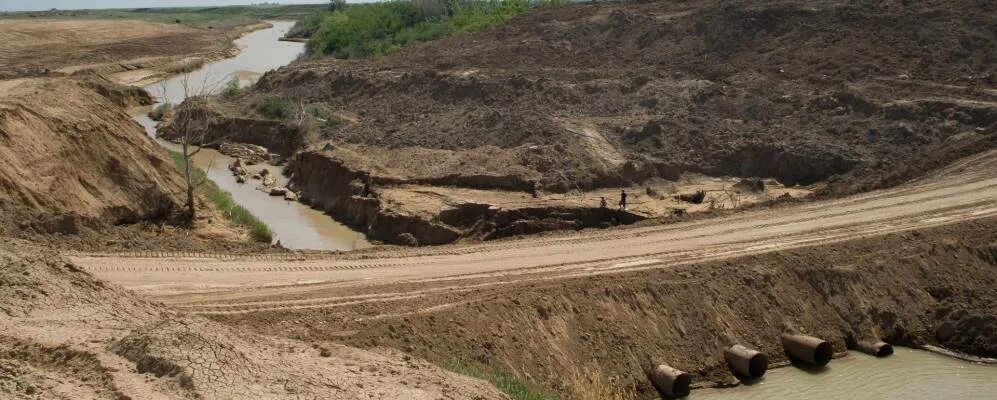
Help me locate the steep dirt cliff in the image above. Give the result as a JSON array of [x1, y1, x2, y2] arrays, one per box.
[[289, 149, 647, 245]]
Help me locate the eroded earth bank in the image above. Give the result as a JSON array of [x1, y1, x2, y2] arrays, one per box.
[[194, 216, 997, 398], [0, 1, 995, 399], [171, 0, 996, 246]]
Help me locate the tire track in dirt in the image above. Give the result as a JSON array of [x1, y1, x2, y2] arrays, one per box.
[[170, 201, 997, 316]]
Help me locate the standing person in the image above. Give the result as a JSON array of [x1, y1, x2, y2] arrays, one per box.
[[600, 196, 607, 209], [362, 174, 371, 197], [619, 189, 628, 210]]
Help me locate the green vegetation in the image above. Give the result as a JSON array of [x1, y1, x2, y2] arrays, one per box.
[[148, 102, 173, 121], [221, 77, 242, 100], [168, 150, 273, 243], [300, 0, 564, 59], [254, 95, 297, 120], [441, 360, 559, 400], [0, 4, 325, 29], [305, 103, 344, 129], [285, 11, 329, 39]]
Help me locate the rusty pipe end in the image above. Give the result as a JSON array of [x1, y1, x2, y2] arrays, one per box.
[[781, 333, 833, 367], [649, 364, 692, 398], [724, 345, 769, 379]]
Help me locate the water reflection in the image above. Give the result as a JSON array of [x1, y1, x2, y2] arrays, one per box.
[[694, 348, 997, 400]]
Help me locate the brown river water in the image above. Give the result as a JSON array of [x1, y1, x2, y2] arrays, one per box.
[[133, 21, 369, 251], [694, 347, 996, 399]]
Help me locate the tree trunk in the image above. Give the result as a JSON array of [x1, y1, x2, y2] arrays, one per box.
[[182, 141, 196, 224]]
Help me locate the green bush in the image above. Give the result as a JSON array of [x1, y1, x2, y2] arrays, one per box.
[[441, 360, 559, 400], [221, 77, 241, 99], [169, 150, 273, 243], [255, 95, 296, 120], [304, 0, 562, 59], [286, 11, 329, 38]]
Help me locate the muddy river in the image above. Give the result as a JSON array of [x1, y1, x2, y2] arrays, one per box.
[[133, 21, 369, 251], [694, 348, 996, 399]]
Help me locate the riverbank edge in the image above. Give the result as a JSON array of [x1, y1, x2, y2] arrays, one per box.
[[921, 344, 997, 364], [126, 21, 286, 247], [121, 20, 274, 88]]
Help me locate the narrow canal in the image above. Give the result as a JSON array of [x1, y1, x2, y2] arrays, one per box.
[[133, 21, 368, 251]]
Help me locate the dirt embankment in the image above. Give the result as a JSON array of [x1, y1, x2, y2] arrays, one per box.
[[231, 0, 995, 190], [0, 19, 251, 85], [0, 76, 185, 229], [203, 217, 997, 398], [0, 16, 287, 251], [0, 75, 270, 252], [173, 0, 996, 244], [0, 239, 508, 399], [288, 150, 647, 245]]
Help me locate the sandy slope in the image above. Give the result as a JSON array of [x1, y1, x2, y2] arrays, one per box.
[[0, 240, 507, 399], [0, 77, 186, 227]]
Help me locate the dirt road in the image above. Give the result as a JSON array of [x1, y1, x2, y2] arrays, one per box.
[[73, 149, 997, 306]]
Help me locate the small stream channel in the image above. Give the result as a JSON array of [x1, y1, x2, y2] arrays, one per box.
[[132, 21, 368, 251], [694, 348, 996, 399]]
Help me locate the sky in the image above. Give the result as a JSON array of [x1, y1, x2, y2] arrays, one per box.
[[0, 1, 330, 12]]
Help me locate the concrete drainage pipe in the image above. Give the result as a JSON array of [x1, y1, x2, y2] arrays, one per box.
[[724, 344, 769, 378], [781, 334, 833, 367], [649, 363, 692, 398], [856, 341, 894, 357]]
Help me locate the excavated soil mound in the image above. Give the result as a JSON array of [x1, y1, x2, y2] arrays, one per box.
[[167, 0, 996, 245], [222, 0, 996, 193], [0, 240, 509, 399], [0, 76, 187, 231]]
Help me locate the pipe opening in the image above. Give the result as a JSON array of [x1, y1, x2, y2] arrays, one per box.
[[814, 341, 833, 366], [649, 364, 692, 399], [672, 373, 692, 397], [748, 353, 769, 378], [875, 342, 894, 357]]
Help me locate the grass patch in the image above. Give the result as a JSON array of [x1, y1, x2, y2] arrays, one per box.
[[0, 4, 325, 29], [302, 0, 564, 59], [169, 150, 273, 243], [254, 95, 297, 120], [441, 360, 559, 400]]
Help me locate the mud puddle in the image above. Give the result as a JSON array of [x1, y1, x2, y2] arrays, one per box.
[[694, 348, 997, 399], [133, 21, 369, 251]]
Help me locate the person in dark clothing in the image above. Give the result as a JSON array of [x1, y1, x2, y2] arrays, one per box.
[[362, 174, 371, 197], [599, 196, 607, 209], [619, 189, 627, 210]]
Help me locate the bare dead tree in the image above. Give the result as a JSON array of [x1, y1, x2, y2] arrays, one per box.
[[160, 73, 220, 224]]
